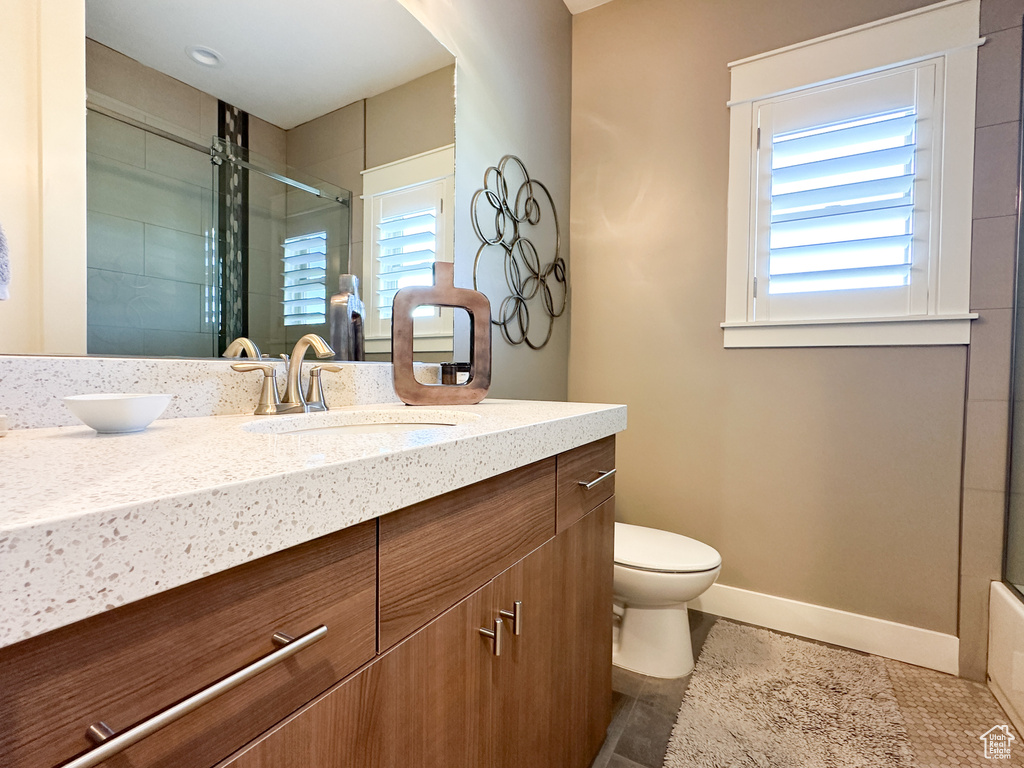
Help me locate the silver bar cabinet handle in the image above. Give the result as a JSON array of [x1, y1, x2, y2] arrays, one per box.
[[499, 601, 523, 636], [59, 625, 328, 768], [479, 617, 503, 656], [578, 468, 616, 490]]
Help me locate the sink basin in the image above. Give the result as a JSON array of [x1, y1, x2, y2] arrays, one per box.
[[241, 409, 480, 436], [278, 422, 457, 436]]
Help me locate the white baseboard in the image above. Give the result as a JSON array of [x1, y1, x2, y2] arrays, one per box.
[[691, 583, 960, 675]]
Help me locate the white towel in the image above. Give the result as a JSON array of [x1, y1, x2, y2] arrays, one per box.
[[0, 223, 9, 301]]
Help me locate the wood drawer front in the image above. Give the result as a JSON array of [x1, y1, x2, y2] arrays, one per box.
[[379, 457, 556, 651], [219, 580, 497, 768], [0, 520, 376, 768], [556, 436, 616, 532]]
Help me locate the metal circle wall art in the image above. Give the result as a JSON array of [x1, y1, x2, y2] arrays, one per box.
[[471, 155, 567, 349]]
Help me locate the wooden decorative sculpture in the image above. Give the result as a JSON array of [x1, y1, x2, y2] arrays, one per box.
[[391, 262, 491, 405]]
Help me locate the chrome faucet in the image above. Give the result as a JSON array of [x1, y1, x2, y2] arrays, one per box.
[[223, 337, 263, 359], [278, 334, 335, 413]]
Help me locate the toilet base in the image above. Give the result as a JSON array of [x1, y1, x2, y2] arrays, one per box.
[[612, 602, 693, 679]]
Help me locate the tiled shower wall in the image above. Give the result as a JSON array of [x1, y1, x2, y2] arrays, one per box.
[[959, 0, 1023, 681], [85, 41, 218, 357], [85, 42, 353, 361], [246, 118, 289, 358]]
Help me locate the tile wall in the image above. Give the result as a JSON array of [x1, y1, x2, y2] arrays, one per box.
[[85, 41, 218, 357], [246, 119, 291, 359], [959, 0, 1023, 680]]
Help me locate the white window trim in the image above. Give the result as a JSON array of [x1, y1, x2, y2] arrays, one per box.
[[361, 145, 455, 355], [722, 0, 981, 348]]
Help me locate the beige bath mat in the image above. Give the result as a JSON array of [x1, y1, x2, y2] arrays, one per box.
[[664, 620, 916, 767]]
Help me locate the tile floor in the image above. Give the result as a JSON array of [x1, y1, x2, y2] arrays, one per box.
[[591, 611, 1024, 768], [589, 611, 717, 768], [886, 657, 1024, 767]]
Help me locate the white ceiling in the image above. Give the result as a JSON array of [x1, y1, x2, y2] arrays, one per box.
[[85, 0, 455, 129], [562, 0, 615, 14]]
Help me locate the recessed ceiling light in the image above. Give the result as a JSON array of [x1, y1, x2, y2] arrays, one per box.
[[186, 45, 223, 68]]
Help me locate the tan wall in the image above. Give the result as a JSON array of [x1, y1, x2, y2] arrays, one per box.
[[397, 0, 573, 400], [366, 65, 456, 169], [569, 0, 967, 634], [0, 0, 86, 354]]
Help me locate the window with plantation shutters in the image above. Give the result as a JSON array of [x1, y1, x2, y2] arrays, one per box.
[[722, 0, 980, 348], [375, 184, 444, 322], [362, 146, 455, 353], [282, 232, 328, 326], [754, 65, 933, 322]]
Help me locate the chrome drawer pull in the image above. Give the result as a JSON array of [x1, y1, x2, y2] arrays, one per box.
[[578, 468, 616, 490], [60, 625, 328, 768], [479, 618, 503, 657], [499, 601, 523, 636]]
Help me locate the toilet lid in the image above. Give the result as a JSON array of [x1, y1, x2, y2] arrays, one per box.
[[614, 522, 722, 572]]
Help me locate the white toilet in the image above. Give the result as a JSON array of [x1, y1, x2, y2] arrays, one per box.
[[612, 522, 721, 678]]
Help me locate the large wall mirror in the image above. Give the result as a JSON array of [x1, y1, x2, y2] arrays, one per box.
[[78, 0, 455, 361]]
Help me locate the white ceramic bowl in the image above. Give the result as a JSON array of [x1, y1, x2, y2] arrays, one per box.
[[63, 394, 173, 434]]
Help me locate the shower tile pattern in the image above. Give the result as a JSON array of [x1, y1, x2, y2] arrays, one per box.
[[85, 90, 217, 357]]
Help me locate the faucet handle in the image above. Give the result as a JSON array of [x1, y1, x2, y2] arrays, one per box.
[[231, 362, 274, 374], [231, 362, 282, 415], [306, 364, 343, 411]]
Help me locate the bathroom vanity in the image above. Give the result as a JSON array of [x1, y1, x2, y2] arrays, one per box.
[[0, 398, 624, 768]]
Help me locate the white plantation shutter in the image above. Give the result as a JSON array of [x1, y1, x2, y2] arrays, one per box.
[[375, 184, 442, 321], [282, 232, 327, 326], [361, 146, 455, 351], [753, 64, 936, 322]]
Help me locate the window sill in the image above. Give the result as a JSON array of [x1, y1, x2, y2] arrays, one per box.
[[721, 314, 977, 348], [366, 335, 454, 355]]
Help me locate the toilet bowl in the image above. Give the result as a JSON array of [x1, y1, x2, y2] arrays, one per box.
[[613, 522, 721, 679]]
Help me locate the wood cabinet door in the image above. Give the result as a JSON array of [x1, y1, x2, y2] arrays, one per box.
[[556, 498, 615, 768], [220, 580, 496, 768], [490, 535, 561, 768], [490, 498, 614, 768]]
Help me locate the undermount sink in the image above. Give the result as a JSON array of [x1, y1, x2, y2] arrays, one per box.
[[241, 409, 481, 436]]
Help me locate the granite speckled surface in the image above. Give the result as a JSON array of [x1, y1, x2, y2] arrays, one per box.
[[0, 356, 439, 430], [0, 398, 626, 648]]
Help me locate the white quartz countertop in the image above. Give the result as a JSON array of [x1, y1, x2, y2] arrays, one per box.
[[0, 399, 626, 649]]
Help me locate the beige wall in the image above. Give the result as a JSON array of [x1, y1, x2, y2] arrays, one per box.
[[569, 0, 969, 635], [397, 0, 573, 400], [366, 65, 456, 170], [0, 0, 86, 354]]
